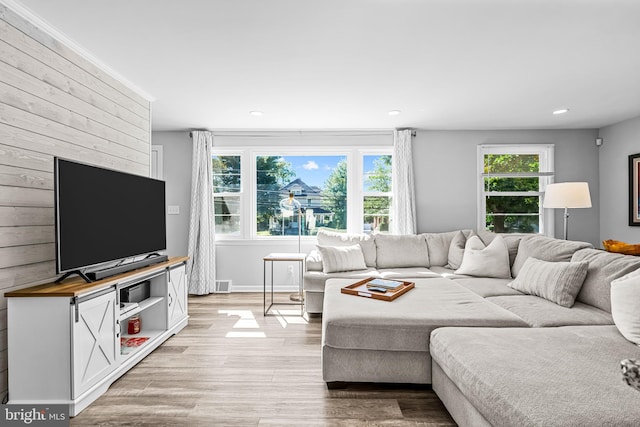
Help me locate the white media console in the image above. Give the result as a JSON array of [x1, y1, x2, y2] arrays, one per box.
[[5, 256, 189, 416]]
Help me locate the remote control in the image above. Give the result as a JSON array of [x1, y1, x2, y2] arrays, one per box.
[[367, 287, 387, 293]]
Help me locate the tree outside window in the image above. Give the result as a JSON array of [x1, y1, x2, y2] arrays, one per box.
[[212, 155, 241, 235], [256, 155, 347, 236], [363, 155, 392, 233], [479, 145, 554, 235]]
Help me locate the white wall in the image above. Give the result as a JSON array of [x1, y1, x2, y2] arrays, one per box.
[[413, 129, 601, 246], [598, 115, 640, 243], [156, 128, 601, 291]]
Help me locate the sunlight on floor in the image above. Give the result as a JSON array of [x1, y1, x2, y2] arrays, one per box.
[[219, 309, 266, 338], [272, 309, 309, 328], [218, 306, 307, 338]]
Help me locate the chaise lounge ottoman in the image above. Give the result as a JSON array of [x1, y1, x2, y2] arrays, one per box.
[[430, 325, 640, 427], [322, 278, 528, 385]]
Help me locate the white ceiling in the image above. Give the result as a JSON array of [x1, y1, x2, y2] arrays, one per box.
[[12, 0, 640, 131]]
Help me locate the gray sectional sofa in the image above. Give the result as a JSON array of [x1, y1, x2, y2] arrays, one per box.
[[306, 228, 640, 426]]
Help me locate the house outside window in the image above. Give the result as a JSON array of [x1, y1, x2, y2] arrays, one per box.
[[211, 145, 392, 239], [256, 155, 347, 236], [478, 144, 554, 236]]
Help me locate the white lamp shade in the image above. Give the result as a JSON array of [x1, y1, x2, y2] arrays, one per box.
[[543, 182, 592, 209]]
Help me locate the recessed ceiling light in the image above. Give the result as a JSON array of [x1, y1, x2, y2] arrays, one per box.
[[553, 108, 569, 115], [388, 110, 401, 116], [250, 111, 263, 117]]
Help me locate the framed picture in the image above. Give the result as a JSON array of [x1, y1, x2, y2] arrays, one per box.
[[630, 153, 640, 226]]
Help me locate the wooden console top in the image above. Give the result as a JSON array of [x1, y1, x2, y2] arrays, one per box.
[[5, 256, 189, 298]]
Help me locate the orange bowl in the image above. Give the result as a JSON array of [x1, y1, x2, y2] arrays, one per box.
[[602, 239, 640, 256]]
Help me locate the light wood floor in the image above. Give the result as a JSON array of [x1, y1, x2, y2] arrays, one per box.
[[71, 293, 456, 426]]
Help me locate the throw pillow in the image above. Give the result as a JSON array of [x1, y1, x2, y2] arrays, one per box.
[[507, 257, 589, 308], [446, 230, 471, 270], [316, 228, 377, 267], [476, 230, 526, 267], [455, 235, 511, 278], [305, 249, 323, 272], [611, 268, 640, 345], [317, 244, 367, 273]]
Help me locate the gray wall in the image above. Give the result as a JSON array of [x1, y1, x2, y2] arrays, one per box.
[[413, 129, 600, 246], [598, 115, 640, 243], [153, 132, 192, 257]]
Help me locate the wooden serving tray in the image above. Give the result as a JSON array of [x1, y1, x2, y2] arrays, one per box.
[[340, 277, 415, 301]]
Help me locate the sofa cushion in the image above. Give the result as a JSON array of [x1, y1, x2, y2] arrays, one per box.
[[317, 228, 377, 267], [377, 267, 440, 280], [423, 230, 472, 267], [611, 268, 640, 345], [322, 278, 528, 353], [511, 235, 592, 277], [507, 257, 589, 307], [455, 235, 511, 279], [573, 248, 640, 313], [430, 325, 640, 427], [304, 269, 379, 293], [317, 244, 367, 273], [485, 295, 613, 327], [375, 233, 429, 269], [451, 277, 523, 298], [428, 265, 469, 279]]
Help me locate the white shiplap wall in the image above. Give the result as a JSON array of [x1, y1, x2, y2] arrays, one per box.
[[0, 3, 151, 397]]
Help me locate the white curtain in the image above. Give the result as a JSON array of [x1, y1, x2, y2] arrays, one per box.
[[391, 129, 417, 234], [187, 131, 216, 294]]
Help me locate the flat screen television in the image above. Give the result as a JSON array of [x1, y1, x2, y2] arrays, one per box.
[[55, 158, 167, 278]]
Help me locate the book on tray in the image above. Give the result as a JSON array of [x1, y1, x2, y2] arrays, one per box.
[[365, 278, 405, 290]]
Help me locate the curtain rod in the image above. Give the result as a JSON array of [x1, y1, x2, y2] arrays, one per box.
[[189, 129, 416, 138]]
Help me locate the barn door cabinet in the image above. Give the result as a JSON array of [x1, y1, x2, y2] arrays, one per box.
[[6, 256, 188, 416]]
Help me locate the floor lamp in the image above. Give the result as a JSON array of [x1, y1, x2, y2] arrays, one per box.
[[543, 182, 592, 240], [279, 192, 303, 302]]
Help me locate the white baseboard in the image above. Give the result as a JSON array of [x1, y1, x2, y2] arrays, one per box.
[[228, 284, 300, 293]]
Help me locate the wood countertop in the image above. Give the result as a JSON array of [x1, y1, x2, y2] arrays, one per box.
[[5, 256, 189, 298]]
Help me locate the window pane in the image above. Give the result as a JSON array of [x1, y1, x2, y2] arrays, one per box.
[[484, 154, 539, 173], [214, 196, 241, 235], [364, 155, 392, 192], [363, 196, 390, 233], [212, 156, 241, 193], [486, 214, 540, 233], [484, 177, 539, 192], [256, 155, 347, 236], [485, 196, 539, 214]]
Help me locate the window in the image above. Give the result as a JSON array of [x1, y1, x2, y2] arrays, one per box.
[[478, 145, 554, 235], [256, 155, 347, 236], [211, 145, 392, 240], [212, 155, 242, 235], [363, 154, 392, 233]]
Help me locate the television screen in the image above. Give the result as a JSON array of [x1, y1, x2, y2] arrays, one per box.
[[55, 158, 167, 273]]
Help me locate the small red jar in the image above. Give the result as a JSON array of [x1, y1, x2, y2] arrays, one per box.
[[128, 315, 140, 334]]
